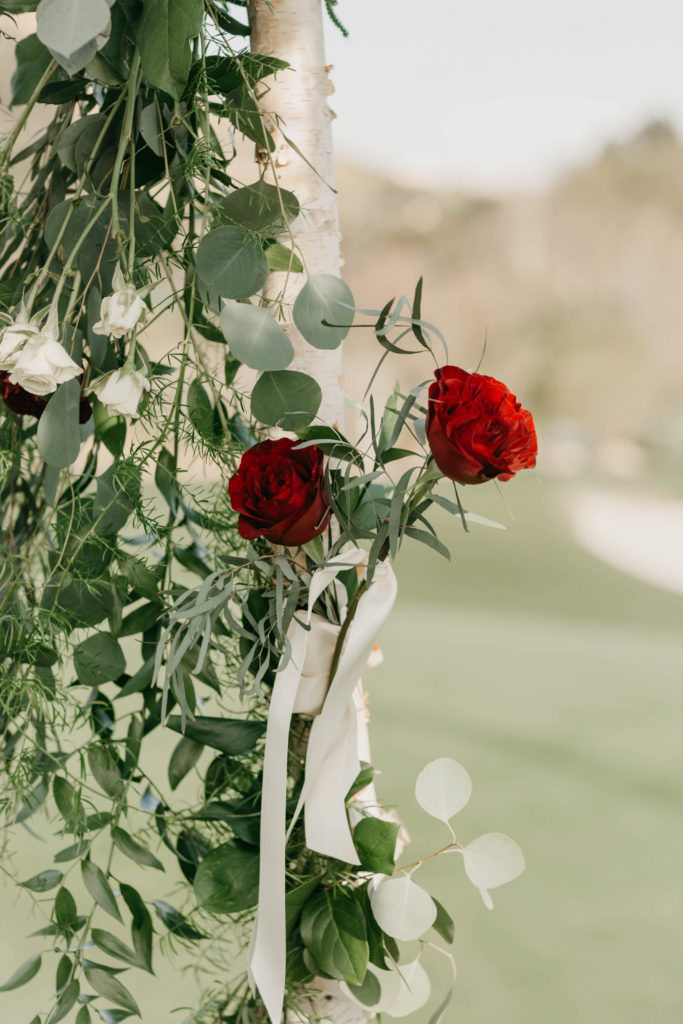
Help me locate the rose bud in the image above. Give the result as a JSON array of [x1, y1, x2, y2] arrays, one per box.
[[426, 365, 537, 484], [0, 371, 92, 422], [228, 438, 331, 546], [91, 366, 150, 418]]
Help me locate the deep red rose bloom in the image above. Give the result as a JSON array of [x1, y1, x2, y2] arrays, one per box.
[[0, 371, 92, 423], [228, 438, 331, 546], [426, 365, 537, 484]]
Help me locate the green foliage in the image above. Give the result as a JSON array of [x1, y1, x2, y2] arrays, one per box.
[[135, 0, 204, 98], [194, 841, 259, 913], [251, 369, 322, 430], [300, 888, 369, 985]]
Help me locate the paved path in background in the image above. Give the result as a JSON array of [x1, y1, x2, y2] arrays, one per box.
[[570, 489, 683, 596]]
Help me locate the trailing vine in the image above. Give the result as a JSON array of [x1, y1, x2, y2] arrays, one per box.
[[0, 3, 537, 1023]]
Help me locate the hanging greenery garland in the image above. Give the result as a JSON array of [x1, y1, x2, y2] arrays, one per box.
[[0, 2, 538, 1022]]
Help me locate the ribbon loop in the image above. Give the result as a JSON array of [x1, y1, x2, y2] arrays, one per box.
[[249, 550, 398, 1024]]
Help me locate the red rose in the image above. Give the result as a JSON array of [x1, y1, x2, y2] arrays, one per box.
[[228, 438, 331, 546], [426, 365, 537, 484], [0, 371, 92, 423]]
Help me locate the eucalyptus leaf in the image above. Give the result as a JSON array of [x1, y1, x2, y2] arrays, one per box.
[[219, 181, 299, 232], [36, 0, 111, 63], [195, 227, 269, 299], [293, 274, 354, 349], [38, 379, 82, 468], [265, 240, 303, 273], [10, 34, 53, 106], [219, 303, 293, 371], [73, 634, 125, 687], [369, 876, 436, 941], [461, 833, 526, 909], [251, 370, 321, 430], [414, 757, 472, 823]]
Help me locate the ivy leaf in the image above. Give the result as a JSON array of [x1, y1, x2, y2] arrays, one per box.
[[251, 370, 321, 431], [112, 827, 164, 871], [193, 841, 259, 913], [353, 817, 399, 876], [195, 226, 269, 299], [0, 954, 42, 992], [84, 967, 141, 1017], [219, 303, 293, 371], [300, 888, 369, 985], [73, 634, 126, 687], [81, 859, 121, 922], [136, 0, 203, 98], [293, 274, 355, 349], [38, 379, 82, 468], [165, 715, 265, 755]]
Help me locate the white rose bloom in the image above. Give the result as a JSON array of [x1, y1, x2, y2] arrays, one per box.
[[93, 367, 150, 418], [0, 321, 41, 371], [9, 330, 82, 397], [93, 267, 147, 339]]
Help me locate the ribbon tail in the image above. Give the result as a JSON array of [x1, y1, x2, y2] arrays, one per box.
[[250, 623, 307, 1024], [304, 702, 360, 863]]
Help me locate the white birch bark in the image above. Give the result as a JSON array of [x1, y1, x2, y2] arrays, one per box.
[[247, 0, 344, 430], [247, 3, 370, 1021]]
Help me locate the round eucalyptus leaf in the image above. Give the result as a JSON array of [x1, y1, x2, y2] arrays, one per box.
[[293, 274, 354, 349], [462, 833, 525, 909], [251, 370, 321, 431], [194, 842, 259, 913], [219, 181, 299, 232], [219, 303, 293, 370], [414, 757, 472, 823], [38, 378, 82, 468], [195, 227, 269, 299], [37, 0, 111, 63], [369, 875, 436, 941]]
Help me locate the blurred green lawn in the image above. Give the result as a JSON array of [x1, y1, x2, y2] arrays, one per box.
[[1, 476, 681, 1023]]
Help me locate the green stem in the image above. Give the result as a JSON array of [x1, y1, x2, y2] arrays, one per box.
[[110, 51, 142, 250], [0, 60, 58, 169]]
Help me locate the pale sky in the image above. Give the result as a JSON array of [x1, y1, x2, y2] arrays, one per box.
[[324, 0, 683, 191]]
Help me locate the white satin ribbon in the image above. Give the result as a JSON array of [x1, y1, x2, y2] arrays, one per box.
[[249, 549, 398, 1024]]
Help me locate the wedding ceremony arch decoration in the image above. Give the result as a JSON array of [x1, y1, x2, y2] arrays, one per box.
[[0, 2, 538, 1022]]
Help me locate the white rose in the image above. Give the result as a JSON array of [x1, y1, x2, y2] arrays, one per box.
[[0, 321, 42, 371], [93, 289, 146, 339], [9, 334, 82, 396], [93, 367, 150, 418]]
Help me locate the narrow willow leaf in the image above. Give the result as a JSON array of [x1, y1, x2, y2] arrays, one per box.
[[0, 953, 42, 992], [20, 869, 62, 892], [91, 929, 149, 972], [164, 715, 265, 755], [112, 827, 164, 871], [120, 884, 153, 971], [432, 897, 455, 944], [84, 967, 140, 1017], [54, 886, 78, 929], [46, 978, 79, 1024], [369, 876, 436, 941], [53, 776, 85, 833], [151, 900, 204, 940], [415, 757, 472, 823], [168, 736, 203, 791], [81, 859, 121, 921]]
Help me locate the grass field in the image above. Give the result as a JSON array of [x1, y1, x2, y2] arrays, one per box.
[[1, 475, 681, 1023]]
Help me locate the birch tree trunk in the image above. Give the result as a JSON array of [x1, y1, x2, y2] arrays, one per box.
[[247, 3, 370, 1021]]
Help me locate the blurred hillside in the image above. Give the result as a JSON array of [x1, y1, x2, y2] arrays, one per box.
[[337, 121, 683, 457]]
